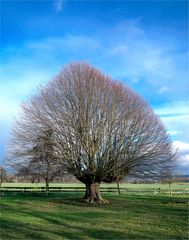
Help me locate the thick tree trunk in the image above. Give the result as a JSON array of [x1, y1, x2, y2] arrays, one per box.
[[84, 183, 90, 199], [83, 182, 109, 204]]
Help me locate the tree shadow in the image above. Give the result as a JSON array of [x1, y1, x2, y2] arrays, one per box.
[[1, 193, 188, 240], [1, 213, 154, 240]]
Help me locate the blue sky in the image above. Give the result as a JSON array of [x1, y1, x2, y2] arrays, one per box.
[[0, 0, 188, 173]]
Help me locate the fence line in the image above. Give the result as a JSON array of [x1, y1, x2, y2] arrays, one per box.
[[0, 186, 189, 195]]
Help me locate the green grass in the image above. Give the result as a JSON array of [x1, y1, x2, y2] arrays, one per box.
[[1, 192, 188, 239], [2, 182, 189, 190]]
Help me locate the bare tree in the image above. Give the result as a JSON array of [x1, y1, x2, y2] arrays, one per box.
[[161, 170, 176, 196], [8, 62, 176, 203], [26, 129, 61, 194], [7, 107, 61, 195], [0, 166, 7, 186]]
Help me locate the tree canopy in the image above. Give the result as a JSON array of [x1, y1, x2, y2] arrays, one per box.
[[8, 63, 175, 203]]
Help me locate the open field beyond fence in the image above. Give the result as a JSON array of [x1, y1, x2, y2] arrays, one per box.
[[1, 182, 189, 195]]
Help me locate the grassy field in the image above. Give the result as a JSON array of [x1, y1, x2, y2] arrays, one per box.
[[0, 191, 188, 240], [1, 182, 189, 189]]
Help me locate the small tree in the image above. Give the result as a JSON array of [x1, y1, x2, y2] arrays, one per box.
[[161, 170, 175, 196], [30, 129, 61, 195], [0, 166, 7, 186], [7, 117, 61, 195]]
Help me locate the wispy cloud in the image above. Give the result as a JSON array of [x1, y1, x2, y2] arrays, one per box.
[[168, 131, 182, 136], [154, 101, 189, 117], [2, 18, 187, 101], [154, 101, 189, 142], [1, 19, 188, 150], [158, 86, 171, 94], [54, 0, 64, 12], [105, 21, 188, 97], [1, 28, 188, 122], [26, 35, 100, 55], [0, 33, 102, 131], [0, 63, 54, 122]]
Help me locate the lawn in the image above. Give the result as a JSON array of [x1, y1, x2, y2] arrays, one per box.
[[0, 192, 188, 240]]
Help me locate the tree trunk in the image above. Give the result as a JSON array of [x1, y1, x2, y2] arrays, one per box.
[[169, 182, 172, 196], [116, 181, 121, 195], [45, 181, 49, 196], [83, 182, 109, 204], [84, 183, 90, 199]]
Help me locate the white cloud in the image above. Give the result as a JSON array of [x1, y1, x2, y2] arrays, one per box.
[[173, 141, 189, 153], [173, 141, 189, 170]]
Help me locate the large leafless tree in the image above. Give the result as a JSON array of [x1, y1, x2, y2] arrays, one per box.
[[8, 63, 175, 203]]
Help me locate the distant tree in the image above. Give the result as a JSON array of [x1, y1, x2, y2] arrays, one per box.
[[8, 116, 62, 195], [8, 62, 176, 203], [0, 166, 7, 186], [29, 129, 62, 194], [16, 131, 61, 194], [16, 166, 39, 183], [161, 170, 176, 196]]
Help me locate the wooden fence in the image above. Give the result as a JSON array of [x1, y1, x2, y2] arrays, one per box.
[[0, 186, 189, 195]]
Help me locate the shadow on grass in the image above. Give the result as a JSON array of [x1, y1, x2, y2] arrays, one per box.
[[1, 193, 188, 240], [1, 212, 144, 240]]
